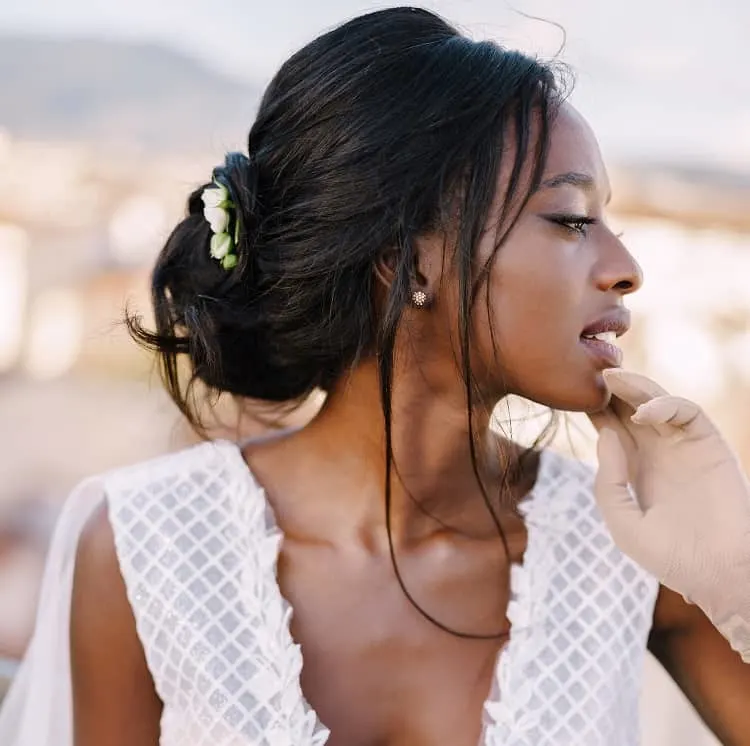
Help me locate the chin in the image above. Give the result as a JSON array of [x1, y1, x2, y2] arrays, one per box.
[[581, 370, 614, 413], [525, 369, 612, 413]]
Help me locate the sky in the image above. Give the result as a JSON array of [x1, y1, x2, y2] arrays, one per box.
[[1, 0, 748, 167]]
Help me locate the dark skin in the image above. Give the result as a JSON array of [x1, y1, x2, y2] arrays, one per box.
[[71, 104, 750, 745]]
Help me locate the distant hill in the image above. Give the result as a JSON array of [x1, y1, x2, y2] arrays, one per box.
[[0, 36, 263, 152]]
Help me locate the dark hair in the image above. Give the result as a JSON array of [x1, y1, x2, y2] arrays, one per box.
[[130, 7, 567, 636]]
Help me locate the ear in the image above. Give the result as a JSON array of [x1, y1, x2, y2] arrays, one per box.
[[373, 245, 400, 290], [412, 232, 445, 296], [373, 233, 445, 297]]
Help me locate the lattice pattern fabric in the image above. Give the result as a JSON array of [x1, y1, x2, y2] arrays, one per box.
[[105, 441, 658, 746], [481, 452, 658, 745], [106, 442, 329, 746], [0, 438, 658, 746]]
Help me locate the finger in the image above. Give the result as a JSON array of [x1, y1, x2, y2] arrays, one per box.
[[589, 407, 638, 483], [609, 395, 651, 444], [589, 403, 638, 456], [587, 404, 620, 433], [631, 396, 717, 440], [602, 369, 670, 410], [609, 393, 670, 442], [610, 394, 636, 420], [594, 427, 648, 553]]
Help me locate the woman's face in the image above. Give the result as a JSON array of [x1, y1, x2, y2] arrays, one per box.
[[467, 102, 642, 413]]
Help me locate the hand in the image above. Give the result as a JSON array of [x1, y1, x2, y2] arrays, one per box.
[[588, 369, 750, 660]]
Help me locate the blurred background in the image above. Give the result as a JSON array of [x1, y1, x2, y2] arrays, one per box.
[[0, 1, 748, 743]]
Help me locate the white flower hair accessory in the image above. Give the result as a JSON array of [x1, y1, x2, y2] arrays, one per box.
[[201, 181, 239, 270]]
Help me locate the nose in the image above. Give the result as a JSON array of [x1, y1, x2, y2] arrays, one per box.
[[594, 231, 643, 295]]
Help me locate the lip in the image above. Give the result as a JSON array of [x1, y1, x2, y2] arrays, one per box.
[[580, 308, 630, 368], [581, 308, 631, 338]]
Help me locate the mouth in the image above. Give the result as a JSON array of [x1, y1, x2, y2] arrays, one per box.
[[581, 330, 619, 344], [579, 310, 630, 368]]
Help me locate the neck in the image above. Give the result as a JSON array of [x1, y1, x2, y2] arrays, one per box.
[[278, 356, 520, 547]]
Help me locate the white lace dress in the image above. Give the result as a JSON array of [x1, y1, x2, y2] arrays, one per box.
[[0, 440, 658, 745]]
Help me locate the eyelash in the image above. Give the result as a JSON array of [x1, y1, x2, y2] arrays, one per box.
[[547, 214, 598, 236]]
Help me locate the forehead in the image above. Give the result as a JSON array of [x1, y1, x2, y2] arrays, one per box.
[[543, 102, 609, 191]]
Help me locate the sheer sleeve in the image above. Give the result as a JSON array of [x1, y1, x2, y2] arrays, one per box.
[[0, 477, 106, 746]]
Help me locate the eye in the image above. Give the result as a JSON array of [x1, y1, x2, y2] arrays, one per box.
[[546, 214, 598, 236]]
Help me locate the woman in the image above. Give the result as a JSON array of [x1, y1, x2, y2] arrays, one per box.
[[1, 7, 749, 745]]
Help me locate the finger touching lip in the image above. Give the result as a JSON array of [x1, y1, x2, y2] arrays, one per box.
[[602, 369, 671, 407]]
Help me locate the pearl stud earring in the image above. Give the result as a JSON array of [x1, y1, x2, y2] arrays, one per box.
[[411, 289, 430, 308]]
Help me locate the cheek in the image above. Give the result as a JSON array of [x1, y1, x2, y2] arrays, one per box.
[[477, 244, 610, 411], [489, 243, 581, 348], [473, 235, 596, 403]]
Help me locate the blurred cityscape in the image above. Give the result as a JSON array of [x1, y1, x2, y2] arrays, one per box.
[[1, 17, 749, 746]]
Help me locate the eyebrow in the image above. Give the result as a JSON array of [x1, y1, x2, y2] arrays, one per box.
[[541, 171, 595, 190], [540, 171, 612, 204]]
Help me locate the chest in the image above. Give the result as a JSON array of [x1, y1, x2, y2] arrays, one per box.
[[112, 446, 661, 746], [276, 539, 518, 746]]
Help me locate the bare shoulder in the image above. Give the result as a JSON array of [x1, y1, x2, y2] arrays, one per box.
[[71, 502, 162, 745], [73, 502, 123, 601]]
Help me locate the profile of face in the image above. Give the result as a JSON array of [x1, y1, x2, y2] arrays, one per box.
[[416, 102, 643, 414]]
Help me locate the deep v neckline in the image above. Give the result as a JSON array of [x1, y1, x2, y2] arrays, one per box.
[[223, 440, 552, 745]]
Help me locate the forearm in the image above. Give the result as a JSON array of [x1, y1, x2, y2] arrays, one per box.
[[694, 561, 750, 664], [715, 607, 750, 663], [651, 586, 750, 743]]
